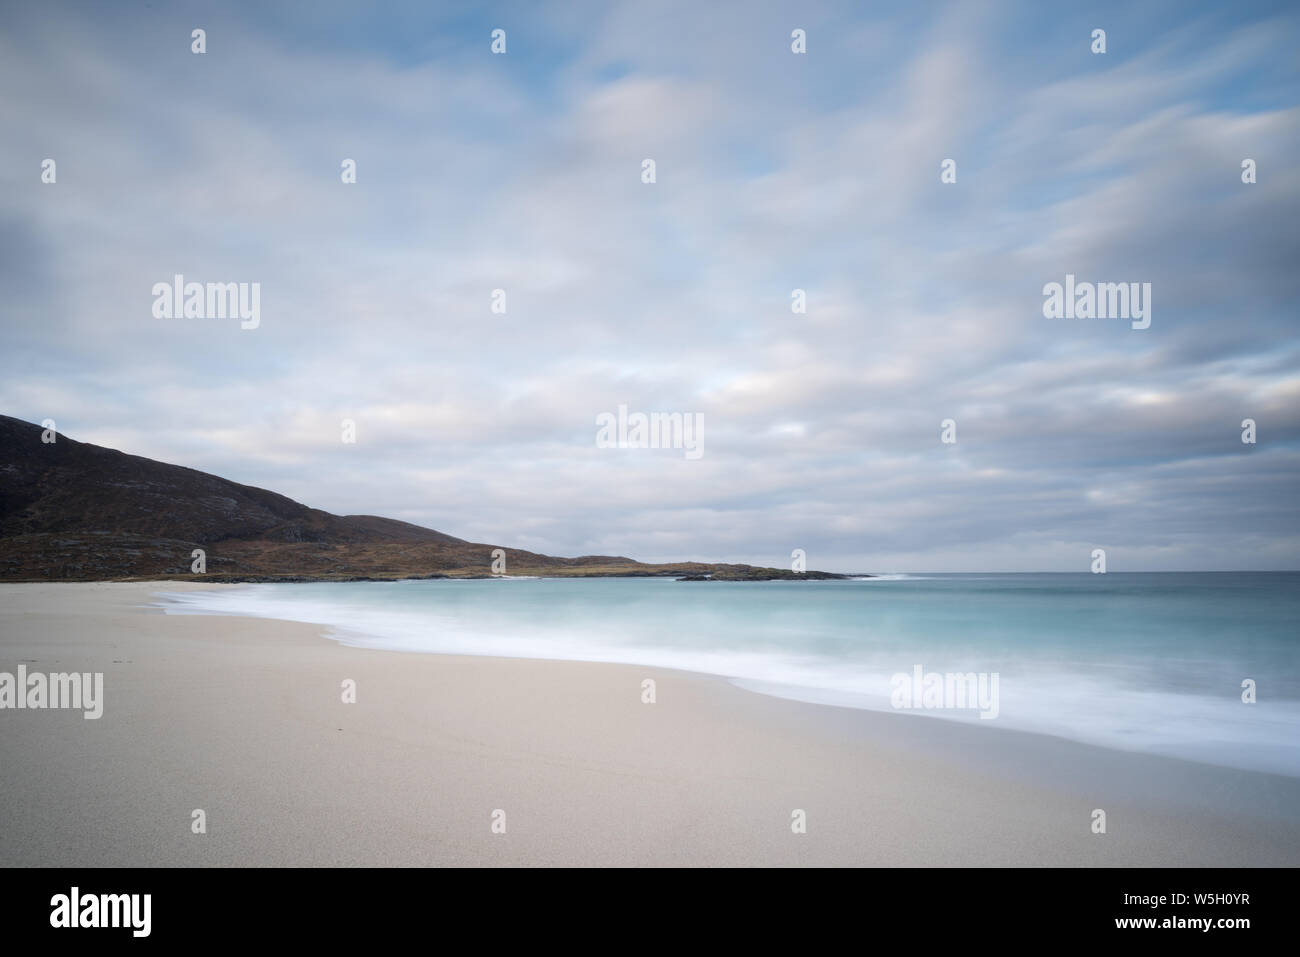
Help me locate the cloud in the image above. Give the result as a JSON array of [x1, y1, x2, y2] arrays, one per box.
[[1, 0, 1297, 571]]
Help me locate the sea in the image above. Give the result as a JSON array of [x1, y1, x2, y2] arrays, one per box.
[[157, 572, 1300, 777]]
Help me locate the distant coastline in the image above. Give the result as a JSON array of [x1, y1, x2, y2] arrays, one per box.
[[0, 415, 858, 583]]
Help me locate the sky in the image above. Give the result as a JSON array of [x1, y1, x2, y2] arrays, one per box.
[[1, 0, 1297, 572]]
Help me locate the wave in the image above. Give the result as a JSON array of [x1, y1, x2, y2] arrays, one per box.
[[853, 573, 935, 581], [153, 579, 1300, 778]]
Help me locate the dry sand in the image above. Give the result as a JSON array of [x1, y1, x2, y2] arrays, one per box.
[[1, 581, 1297, 866]]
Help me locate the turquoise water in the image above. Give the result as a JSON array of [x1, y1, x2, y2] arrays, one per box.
[[159, 573, 1300, 776]]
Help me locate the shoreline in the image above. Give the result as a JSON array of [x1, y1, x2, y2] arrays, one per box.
[[152, 577, 1300, 780], [0, 571, 864, 583], [2, 581, 1298, 866]]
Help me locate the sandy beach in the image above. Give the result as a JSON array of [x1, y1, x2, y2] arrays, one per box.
[[1, 581, 1297, 867]]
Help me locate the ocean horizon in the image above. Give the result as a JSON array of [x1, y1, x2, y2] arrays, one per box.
[[158, 571, 1300, 779]]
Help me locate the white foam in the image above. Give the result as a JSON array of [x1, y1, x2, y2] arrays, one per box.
[[153, 584, 1300, 778]]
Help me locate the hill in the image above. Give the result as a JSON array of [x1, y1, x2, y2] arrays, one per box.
[[0, 416, 850, 582]]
